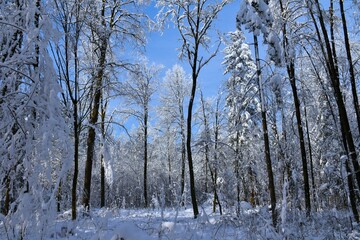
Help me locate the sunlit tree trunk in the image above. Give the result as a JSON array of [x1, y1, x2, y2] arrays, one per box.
[[100, 97, 108, 208], [83, 0, 107, 208]]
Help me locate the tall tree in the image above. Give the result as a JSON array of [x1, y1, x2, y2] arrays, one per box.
[[307, 0, 360, 222], [223, 29, 259, 213], [0, 0, 70, 237], [339, 0, 360, 135], [156, 0, 230, 218], [159, 64, 190, 204], [51, 0, 87, 220], [237, 0, 281, 226], [82, 0, 146, 210], [121, 60, 161, 207], [278, 0, 311, 216]]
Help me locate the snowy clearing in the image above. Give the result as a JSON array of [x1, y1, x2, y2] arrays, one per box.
[[2, 204, 360, 239]]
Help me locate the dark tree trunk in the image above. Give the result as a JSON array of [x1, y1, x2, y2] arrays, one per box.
[[200, 92, 210, 193], [82, 0, 108, 210], [279, 0, 311, 216], [254, 34, 277, 227], [345, 158, 360, 222], [211, 98, 222, 215], [187, 76, 199, 218], [311, 0, 360, 191], [57, 180, 62, 212], [3, 176, 10, 215], [100, 98, 107, 208], [339, 0, 360, 136], [180, 101, 186, 205], [143, 109, 148, 207], [82, 38, 107, 210], [234, 134, 241, 216], [72, 103, 79, 219], [309, 0, 360, 222], [289, 69, 311, 216]]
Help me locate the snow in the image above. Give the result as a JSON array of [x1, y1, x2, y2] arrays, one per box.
[[2, 203, 359, 239]]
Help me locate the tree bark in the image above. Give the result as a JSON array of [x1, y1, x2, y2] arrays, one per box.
[[311, 0, 360, 190], [143, 107, 149, 207], [279, 0, 311, 216], [100, 98, 107, 208], [339, 0, 360, 136], [187, 74, 199, 218], [254, 34, 277, 227], [82, 37, 107, 210], [180, 108, 186, 205]]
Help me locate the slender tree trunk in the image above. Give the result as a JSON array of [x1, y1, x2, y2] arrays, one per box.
[[3, 176, 10, 215], [186, 5, 201, 217], [71, 17, 80, 221], [100, 98, 107, 208], [311, 0, 360, 190], [211, 99, 222, 215], [235, 137, 241, 215], [180, 101, 186, 205], [289, 69, 311, 216], [339, 0, 360, 136], [302, 90, 317, 210], [345, 159, 359, 222], [279, 0, 311, 216], [72, 103, 79, 219], [167, 139, 172, 186], [143, 108, 149, 208], [187, 65, 199, 218], [339, 118, 359, 222], [57, 180, 62, 212], [200, 92, 210, 193], [254, 34, 277, 227], [309, 0, 360, 222]]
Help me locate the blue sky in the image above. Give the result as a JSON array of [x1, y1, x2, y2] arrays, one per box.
[[145, 1, 240, 98]]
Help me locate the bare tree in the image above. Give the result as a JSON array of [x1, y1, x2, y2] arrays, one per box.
[[51, 0, 88, 220], [121, 60, 162, 207], [82, 0, 146, 210], [159, 64, 190, 204], [156, 0, 230, 218]]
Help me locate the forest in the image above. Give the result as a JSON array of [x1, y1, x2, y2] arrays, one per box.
[[1, 0, 360, 239]]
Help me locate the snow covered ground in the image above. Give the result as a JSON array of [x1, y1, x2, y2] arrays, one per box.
[[1, 203, 360, 239]]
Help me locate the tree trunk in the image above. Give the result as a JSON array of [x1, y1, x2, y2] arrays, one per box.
[[3, 176, 10, 215], [211, 98, 222, 215], [254, 34, 277, 227], [234, 131, 241, 216], [289, 70, 311, 216], [187, 65, 199, 218], [309, 0, 360, 222], [339, 0, 360, 136], [57, 180, 62, 212], [311, 0, 360, 190], [100, 98, 107, 208], [72, 103, 79, 219], [200, 92, 210, 193], [82, 37, 107, 210], [82, 0, 108, 210], [71, 31, 80, 220], [180, 101, 186, 205], [302, 90, 316, 210], [143, 108, 148, 208], [279, 0, 311, 216], [345, 158, 359, 222]]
